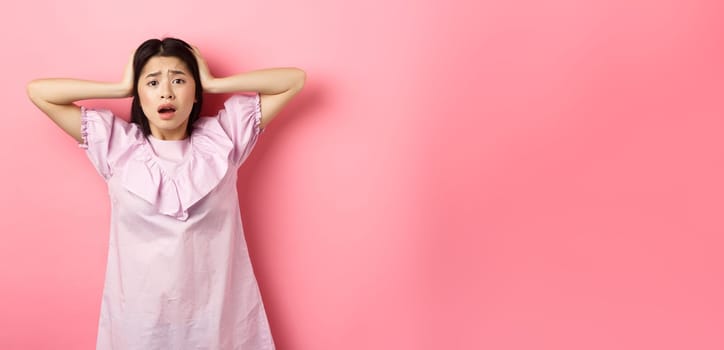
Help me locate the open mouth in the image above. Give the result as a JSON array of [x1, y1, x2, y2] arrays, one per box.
[[157, 104, 177, 119], [158, 106, 176, 113]]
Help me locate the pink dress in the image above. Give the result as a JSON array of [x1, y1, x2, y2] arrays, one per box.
[[79, 94, 275, 350]]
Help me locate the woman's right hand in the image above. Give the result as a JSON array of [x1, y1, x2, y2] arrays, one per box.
[[27, 50, 139, 143], [120, 51, 135, 97]]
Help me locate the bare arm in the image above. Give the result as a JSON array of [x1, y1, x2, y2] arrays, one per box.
[[26, 55, 133, 143], [194, 48, 306, 129]]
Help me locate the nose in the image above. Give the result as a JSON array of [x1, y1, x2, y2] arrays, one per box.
[[160, 82, 175, 100]]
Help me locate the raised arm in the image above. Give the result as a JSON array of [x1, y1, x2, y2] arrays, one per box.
[[26, 55, 134, 143], [193, 47, 306, 129]]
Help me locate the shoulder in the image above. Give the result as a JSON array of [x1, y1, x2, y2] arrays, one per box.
[[196, 93, 262, 135], [80, 106, 144, 148], [81, 106, 137, 134], [222, 93, 261, 116]]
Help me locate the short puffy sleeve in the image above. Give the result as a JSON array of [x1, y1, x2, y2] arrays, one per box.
[[79, 106, 143, 181], [214, 93, 264, 168]]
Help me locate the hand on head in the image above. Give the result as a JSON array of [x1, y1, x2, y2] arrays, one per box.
[[121, 50, 135, 97], [191, 45, 214, 90]]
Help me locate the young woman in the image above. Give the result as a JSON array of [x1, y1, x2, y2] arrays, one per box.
[[27, 37, 305, 349]]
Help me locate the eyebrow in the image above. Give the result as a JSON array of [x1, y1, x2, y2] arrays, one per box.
[[144, 70, 187, 78]]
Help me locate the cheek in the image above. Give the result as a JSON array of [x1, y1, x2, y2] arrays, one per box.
[[178, 87, 197, 110], [181, 85, 197, 101], [138, 87, 148, 102], [138, 88, 156, 115]]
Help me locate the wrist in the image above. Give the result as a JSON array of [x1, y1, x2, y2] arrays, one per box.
[[114, 81, 133, 98], [202, 78, 220, 94]]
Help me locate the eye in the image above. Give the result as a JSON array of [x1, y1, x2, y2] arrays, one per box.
[[146, 80, 158, 87], [172, 78, 185, 84]]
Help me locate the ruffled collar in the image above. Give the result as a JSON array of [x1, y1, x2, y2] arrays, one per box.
[[120, 118, 233, 221]]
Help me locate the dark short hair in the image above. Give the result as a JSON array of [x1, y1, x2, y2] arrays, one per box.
[[130, 37, 203, 137]]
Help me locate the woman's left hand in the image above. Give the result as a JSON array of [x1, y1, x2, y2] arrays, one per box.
[[192, 46, 215, 92]]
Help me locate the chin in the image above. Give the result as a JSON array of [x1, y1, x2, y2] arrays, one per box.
[[150, 118, 188, 129]]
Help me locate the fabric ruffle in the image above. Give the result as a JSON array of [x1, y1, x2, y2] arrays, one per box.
[[120, 117, 234, 221], [80, 94, 261, 221], [79, 106, 90, 149], [217, 94, 264, 168]]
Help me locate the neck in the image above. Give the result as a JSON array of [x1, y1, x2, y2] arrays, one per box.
[[149, 124, 189, 140]]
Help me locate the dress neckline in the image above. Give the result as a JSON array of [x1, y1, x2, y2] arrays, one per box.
[[123, 118, 233, 221], [148, 134, 189, 143], [143, 134, 194, 177]]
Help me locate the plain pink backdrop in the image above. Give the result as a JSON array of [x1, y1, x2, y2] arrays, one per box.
[[2, 0, 724, 349]]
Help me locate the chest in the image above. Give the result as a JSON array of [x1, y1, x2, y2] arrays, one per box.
[[106, 167, 240, 226]]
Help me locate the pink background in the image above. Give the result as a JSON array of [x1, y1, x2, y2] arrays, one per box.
[[2, 0, 724, 349]]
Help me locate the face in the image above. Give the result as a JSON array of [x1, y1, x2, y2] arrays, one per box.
[[138, 56, 196, 140]]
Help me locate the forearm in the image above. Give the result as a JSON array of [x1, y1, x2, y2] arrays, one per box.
[[204, 68, 306, 95], [26, 78, 130, 106]]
